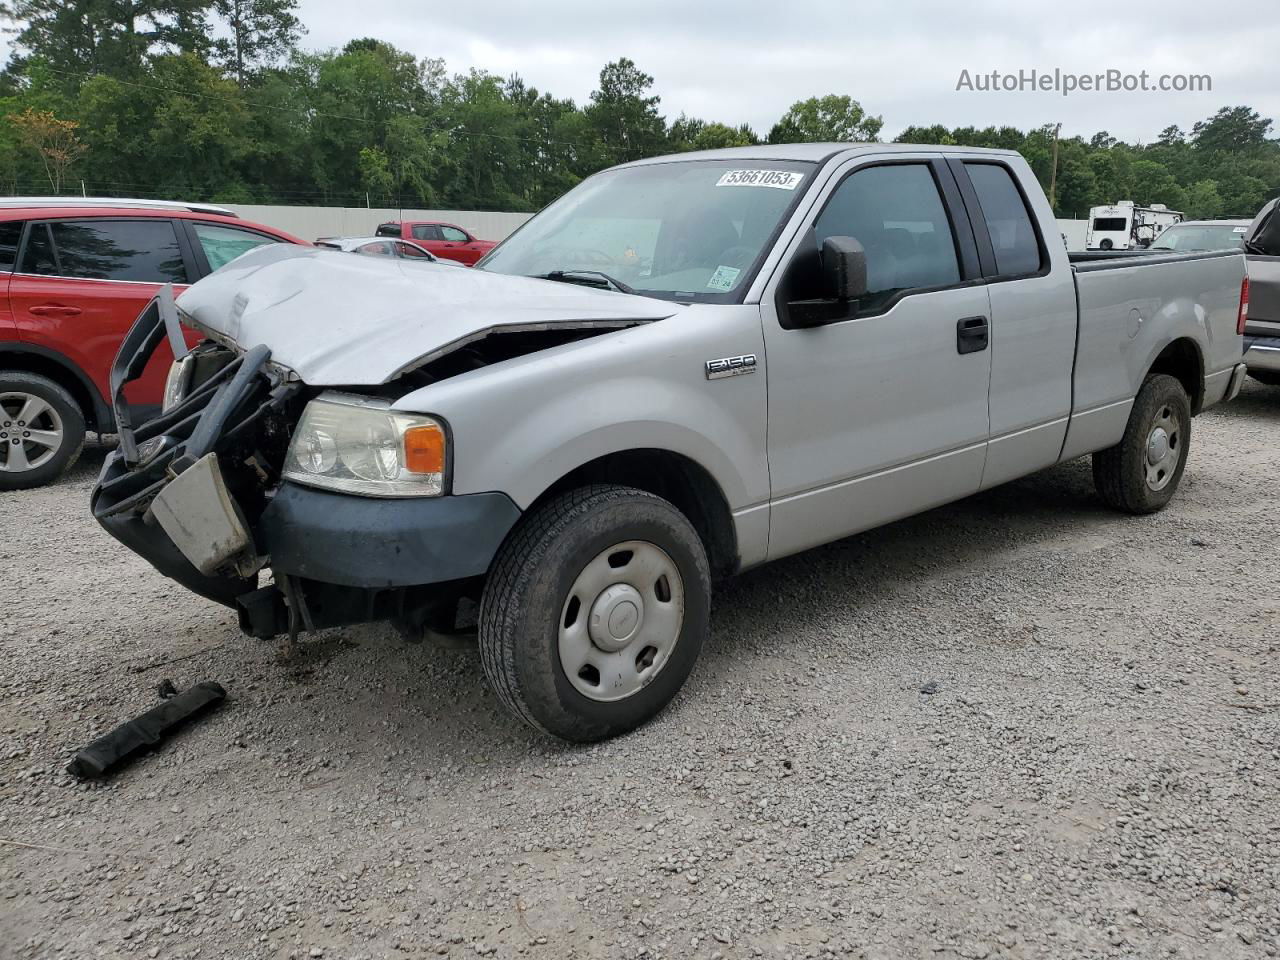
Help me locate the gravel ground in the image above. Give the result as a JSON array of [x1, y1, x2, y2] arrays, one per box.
[[3, 383, 1279, 960]]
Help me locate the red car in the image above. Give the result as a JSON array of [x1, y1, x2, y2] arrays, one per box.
[[374, 220, 496, 265], [0, 198, 303, 489]]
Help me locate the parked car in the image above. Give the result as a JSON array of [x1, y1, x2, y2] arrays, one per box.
[[373, 220, 495, 265], [93, 145, 1246, 741], [315, 236, 464, 266], [1148, 219, 1252, 253], [0, 198, 303, 489], [1242, 198, 1280, 384]]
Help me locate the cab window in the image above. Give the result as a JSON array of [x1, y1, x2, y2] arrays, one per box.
[[815, 163, 960, 315], [963, 162, 1043, 277], [440, 226, 469, 243]]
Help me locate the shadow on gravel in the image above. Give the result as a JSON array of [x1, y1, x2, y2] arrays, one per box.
[[1208, 380, 1280, 422]]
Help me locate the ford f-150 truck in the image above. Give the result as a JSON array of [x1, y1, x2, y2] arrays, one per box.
[[92, 144, 1248, 742]]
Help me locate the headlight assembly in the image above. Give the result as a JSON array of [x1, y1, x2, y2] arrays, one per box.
[[282, 393, 446, 497], [161, 354, 195, 412]]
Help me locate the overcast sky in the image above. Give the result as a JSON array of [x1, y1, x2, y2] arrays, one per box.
[[297, 0, 1280, 143]]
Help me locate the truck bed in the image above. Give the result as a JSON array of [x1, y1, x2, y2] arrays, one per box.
[[1062, 248, 1245, 461]]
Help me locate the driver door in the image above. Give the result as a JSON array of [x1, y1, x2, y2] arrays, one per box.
[[760, 156, 993, 560]]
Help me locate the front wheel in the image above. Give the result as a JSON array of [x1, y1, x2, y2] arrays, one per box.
[[0, 372, 86, 491], [479, 485, 711, 742], [1092, 373, 1191, 514]]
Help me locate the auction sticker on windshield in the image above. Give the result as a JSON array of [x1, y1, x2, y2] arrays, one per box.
[[707, 265, 742, 291], [716, 170, 803, 190]]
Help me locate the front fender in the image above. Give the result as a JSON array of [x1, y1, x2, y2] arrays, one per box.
[[394, 306, 770, 513]]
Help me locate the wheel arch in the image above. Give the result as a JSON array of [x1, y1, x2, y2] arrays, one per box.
[[0, 344, 110, 431], [529, 448, 740, 579], [1147, 337, 1204, 414]]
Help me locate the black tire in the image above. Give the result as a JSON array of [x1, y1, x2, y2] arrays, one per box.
[[1092, 374, 1191, 514], [0, 371, 86, 491], [1099, 238, 1114, 251], [478, 484, 711, 742], [1248, 370, 1280, 387]]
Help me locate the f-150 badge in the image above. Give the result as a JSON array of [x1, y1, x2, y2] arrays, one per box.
[[705, 354, 757, 380]]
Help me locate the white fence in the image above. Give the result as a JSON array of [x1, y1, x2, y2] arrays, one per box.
[[221, 204, 534, 243]]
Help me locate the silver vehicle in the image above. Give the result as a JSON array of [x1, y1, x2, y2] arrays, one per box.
[[1241, 198, 1280, 384], [1149, 219, 1252, 253], [93, 145, 1248, 741], [313, 235, 466, 266]]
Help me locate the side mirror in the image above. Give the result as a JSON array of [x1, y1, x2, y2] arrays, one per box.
[[782, 235, 868, 329], [821, 235, 868, 301]]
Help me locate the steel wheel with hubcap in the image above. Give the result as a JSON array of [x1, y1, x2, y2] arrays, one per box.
[[0, 372, 85, 491], [559, 540, 685, 702], [1143, 404, 1181, 492], [1093, 373, 1191, 514], [479, 484, 711, 742]]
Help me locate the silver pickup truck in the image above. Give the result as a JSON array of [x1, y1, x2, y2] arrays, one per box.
[[93, 144, 1248, 742]]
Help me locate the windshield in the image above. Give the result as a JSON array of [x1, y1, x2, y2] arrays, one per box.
[[479, 159, 816, 302], [1150, 224, 1247, 252]]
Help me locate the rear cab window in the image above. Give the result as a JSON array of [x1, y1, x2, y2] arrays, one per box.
[[963, 162, 1044, 277], [21, 218, 188, 283], [411, 224, 442, 242]]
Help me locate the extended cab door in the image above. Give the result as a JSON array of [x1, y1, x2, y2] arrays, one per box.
[[761, 156, 993, 560], [945, 158, 1077, 488], [9, 218, 195, 416]]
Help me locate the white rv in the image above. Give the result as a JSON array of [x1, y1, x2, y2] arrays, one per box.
[[1086, 201, 1184, 250]]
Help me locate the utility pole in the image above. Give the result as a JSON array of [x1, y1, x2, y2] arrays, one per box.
[[1048, 122, 1062, 211]]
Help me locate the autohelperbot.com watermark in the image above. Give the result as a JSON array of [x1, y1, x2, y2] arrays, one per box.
[[956, 68, 1212, 97]]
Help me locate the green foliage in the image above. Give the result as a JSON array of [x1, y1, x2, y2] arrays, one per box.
[[768, 95, 882, 144], [0, 9, 1276, 219]]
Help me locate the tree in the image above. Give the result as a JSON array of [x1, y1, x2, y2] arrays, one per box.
[[768, 95, 882, 144], [213, 0, 303, 86], [1184, 179, 1224, 219], [11, 106, 85, 191], [1192, 106, 1272, 154], [585, 58, 665, 165], [0, 0, 213, 82]]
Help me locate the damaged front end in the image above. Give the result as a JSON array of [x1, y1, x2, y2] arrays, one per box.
[[92, 290, 520, 643]]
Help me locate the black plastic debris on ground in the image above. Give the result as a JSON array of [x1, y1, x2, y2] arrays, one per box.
[[67, 681, 227, 779]]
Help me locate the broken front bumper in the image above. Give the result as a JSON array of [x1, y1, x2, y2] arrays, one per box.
[[91, 293, 521, 635]]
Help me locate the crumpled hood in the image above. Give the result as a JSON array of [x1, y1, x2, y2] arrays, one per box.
[[176, 244, 676, 385]]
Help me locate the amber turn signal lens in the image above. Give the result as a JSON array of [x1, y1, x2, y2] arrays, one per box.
[[403, 424, 445, 474]]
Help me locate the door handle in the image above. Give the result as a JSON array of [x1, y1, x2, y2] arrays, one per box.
[[29, 305, 83, 317], [956, 316, 989, 354]]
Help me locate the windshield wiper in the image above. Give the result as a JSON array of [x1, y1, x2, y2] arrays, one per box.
[[534, 270, 636, 295]]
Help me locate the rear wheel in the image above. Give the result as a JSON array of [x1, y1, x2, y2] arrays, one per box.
[[479, 484, 710, 742], [0, 372, 86, 491], [1092, 373, 1191, 514]]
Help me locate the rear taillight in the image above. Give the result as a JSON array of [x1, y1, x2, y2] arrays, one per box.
[[1238, 276, 1250, 335]]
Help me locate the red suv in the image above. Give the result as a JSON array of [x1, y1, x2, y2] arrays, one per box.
[[0, 199, 302, 489], [374, 220, 496, 265]]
